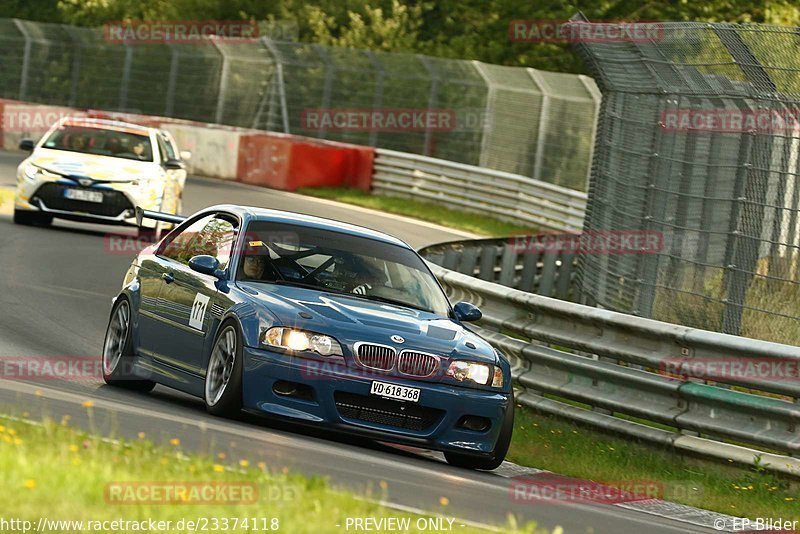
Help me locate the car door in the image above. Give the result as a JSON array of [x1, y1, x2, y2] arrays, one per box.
[[149, 213, 238, 375]]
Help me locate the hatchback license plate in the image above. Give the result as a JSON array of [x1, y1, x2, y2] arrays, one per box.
[[64, 188, 103, 203], [370, 381, 420, 402]]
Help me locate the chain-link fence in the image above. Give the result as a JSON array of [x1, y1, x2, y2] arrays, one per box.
[[0, 18, 599, 191], [571, 17, 800, 345]]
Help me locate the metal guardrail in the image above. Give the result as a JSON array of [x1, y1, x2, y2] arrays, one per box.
[[419, 238, 579, 301], [429, 263, 800, 477], [373, 148, 588, 232]]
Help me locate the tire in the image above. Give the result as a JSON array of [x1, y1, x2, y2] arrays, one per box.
[[444, 390, 515, 470], [204, 321, 244, 417], [14, 209, 52, 227], [101, 297, 156, 392]]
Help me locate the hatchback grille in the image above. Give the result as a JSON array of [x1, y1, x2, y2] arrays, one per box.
[[397, 351, 439, 377], [33, 183, 133, 218], [355, 343, 396, 371], [334, 392, 444, 431]]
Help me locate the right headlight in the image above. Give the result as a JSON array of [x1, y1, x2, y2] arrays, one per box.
[[446, 360, 504, 388], [22, 163, 41, 182], [261, 327, 343, 357]]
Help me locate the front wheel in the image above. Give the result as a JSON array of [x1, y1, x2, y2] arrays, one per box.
[[204, 322, 244, 417], [102, 297, 156, 392], [444, 390, 515, 470]]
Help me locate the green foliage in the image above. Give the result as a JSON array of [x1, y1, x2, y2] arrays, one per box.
[[4, 0, 797, 72]]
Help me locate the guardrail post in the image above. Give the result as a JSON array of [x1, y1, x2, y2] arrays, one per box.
[[13, 19, 32, 101]]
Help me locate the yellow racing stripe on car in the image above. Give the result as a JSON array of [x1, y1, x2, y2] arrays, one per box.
[[0, 187, 14, 216]]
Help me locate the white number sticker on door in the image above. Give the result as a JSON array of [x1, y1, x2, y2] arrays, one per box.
[[189, 293, 210, 331]]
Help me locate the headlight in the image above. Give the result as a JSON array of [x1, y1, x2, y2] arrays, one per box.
[[261, 327, 343, 357], [446, 360, 504, 387], [22, 163, 41, 182]]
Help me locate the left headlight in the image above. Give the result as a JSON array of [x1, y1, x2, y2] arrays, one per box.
[[261, 327, 343, 357], [446, 360, 504, 388]]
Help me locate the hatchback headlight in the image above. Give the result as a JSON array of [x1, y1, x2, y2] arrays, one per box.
[[261, 327, 343, 357], [446, 360, 504, 387], [22, 163, 41, 182]]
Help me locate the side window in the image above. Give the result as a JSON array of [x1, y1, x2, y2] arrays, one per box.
[[156, 135, 169, 163], [160, 134, 177, 160], [160, 215, 237, 268]]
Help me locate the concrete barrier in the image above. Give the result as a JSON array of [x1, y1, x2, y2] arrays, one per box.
[[161, 124, 240, 180], [0, 99, 376, 190], [238, 133, 374, 191]]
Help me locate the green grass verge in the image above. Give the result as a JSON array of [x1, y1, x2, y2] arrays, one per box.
[[297, 187, 536, 237], [507, 406, 799, 519], [0, 414, 548, 534]]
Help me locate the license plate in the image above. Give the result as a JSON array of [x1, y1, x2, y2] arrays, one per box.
[[370, 381, 420, 402], [64, 188, 103, 203]]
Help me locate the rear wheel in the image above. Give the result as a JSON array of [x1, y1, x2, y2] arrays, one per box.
[[102, 297, 156, 392], [13, 209, 52, 226], [204, 322, 244, 417], [444, 390, 514, 470]]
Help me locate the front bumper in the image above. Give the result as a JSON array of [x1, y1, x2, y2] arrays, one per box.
[[15, 178, 175, 228], [242, 346, 511, 455]]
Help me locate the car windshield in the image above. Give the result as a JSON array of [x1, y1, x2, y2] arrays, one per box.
[[41, 124, 154, 162], [237, 221, 451, 317]]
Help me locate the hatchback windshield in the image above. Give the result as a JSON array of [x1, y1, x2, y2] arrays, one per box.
[[238, 221, 451, 317], [41, 123, 154, 162]]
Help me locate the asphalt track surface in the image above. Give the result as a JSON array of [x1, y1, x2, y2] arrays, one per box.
[[0, 151, 714, 533]]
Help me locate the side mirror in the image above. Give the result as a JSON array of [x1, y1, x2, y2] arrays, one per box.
[[189, 255, 224, 278], [453, 301, 482, 322], [179, 150, 192, 161], [163, 159, 186, 170], [19, 139, 34, 152]]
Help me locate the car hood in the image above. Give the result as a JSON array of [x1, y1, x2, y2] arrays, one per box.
[[238, 282, 497, 364], [27, 149, 162, 183]]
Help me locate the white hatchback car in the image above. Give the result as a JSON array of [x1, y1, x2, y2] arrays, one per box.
[[14, 117, 190, 237]]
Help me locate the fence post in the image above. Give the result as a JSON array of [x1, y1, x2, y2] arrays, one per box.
[[13, 19, 32, 101], [314, 44, 334, 139], [364, 50, 385, 148], [260, 38, 290, 133], [118, 44, 133, 111], [527, 68, 551, 183], [164, 44, 179, 117], [418, 55, 439, 157], [578, 75, 602, 193], [471, 60, 495, 168], [65, 26, 83, 108], [213, 39, 230, 124]]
